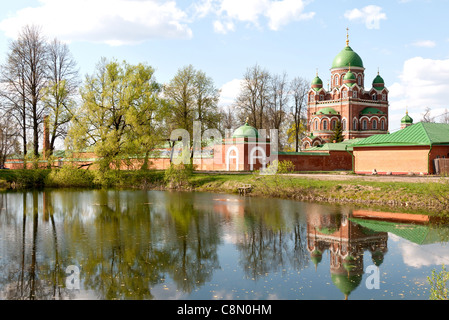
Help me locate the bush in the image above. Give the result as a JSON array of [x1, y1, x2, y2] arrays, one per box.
[[164, 163, 195, 189], [45, 166, 95, 188], [277, 160, 295, 174]]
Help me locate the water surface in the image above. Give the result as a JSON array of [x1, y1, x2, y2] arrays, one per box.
[[0, 189, 448, 300]]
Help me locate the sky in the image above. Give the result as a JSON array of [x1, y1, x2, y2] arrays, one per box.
[[0, 0, 449, 132]]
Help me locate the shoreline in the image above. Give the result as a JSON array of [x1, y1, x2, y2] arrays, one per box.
[[1, 169, 449, 216]]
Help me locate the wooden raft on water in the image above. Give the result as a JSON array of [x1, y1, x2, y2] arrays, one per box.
[[238, 184, 252, 196]]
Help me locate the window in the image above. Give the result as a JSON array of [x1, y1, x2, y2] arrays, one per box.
[[381, 120, 385, 131], [353, 91, 357, 98], [358, 75, 362, 86], [342, 91, 348, 98], [335, 76, 339, 86], [342, 119, 347, 131], [310, 94, 315, 102], [323, 120, 328, 130], [373, 119, 377, 129], [362, 119, 367, 130], [382, 94, 386, 101], [314, 120, 318, 130], [319, 94, 324, 101], [372, 93, 377, 101], [353, 119, 357, 130], [332, 120, 336, 129]]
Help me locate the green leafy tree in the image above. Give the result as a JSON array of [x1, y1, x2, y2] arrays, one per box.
[[42, 39, 79, 155], [163, 65, 221, 161], [67, 58, 166, 172]]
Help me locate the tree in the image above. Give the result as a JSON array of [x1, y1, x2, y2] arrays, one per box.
[[0, 112, 20, 167], [331, 120, 344, 143], [267, 72, 289, 148], [289, 77, 308, 152], [0, 25, 49, 158], [67, 58, 165, 171], [235, 64, 271, 130], [163, 65, 221, 160], [42, 39, 79, 155], [421, 107, 434, 123]]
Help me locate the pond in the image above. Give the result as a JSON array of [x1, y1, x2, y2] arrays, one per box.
[[0, 189, 448, 300]]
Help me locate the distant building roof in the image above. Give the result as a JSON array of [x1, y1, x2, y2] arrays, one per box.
[[353, 122, 449, 147], [306, 138, 364, 152]]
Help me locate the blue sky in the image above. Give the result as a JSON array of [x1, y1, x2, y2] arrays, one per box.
[[0, 0, 449, 131]]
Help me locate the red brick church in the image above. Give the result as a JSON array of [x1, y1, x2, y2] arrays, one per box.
[[302, 30, 389, 148]]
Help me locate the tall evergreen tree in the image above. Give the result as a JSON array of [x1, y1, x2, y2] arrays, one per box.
[[331, 120, 344, 143]]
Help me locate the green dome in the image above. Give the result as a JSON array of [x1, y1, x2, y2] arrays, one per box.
[[312, 76, 323, 85], [373, 74, 384, 84], [343, 70, 356, 87], [344, 71, 356, 80], [232, 122, 259, 138], [317, 107, 338, 115], [401, 112, 413, 124], [311, 75, 323, 92], [332, 46, 364, 69], [331, 273, 363, 299], [373, 74, 385, 90]]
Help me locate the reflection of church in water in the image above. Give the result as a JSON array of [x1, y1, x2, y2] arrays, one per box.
[[307, 210, 388, 300]]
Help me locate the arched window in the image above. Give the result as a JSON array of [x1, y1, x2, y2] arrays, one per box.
[[331, 120, 336, 129], [323, 120, 328, 130], [353, 91, 357, 98], [335, 76, 339, 86], [381, 119, 385, 131], [342, 119, 347, 131], [362, 119, 368, 130], [319, 94, 324, 101], [314, 120, 318, 130], [373, 119, 377, 129], [358, 75, 362, 86], [372, 93, 377, 101], [353, 119, 357, 130]]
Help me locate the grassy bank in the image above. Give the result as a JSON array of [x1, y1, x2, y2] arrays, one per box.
[[1, 168, 449, 215]]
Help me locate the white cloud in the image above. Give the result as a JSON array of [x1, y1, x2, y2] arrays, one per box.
[[0, 0, 193, 46], [400, 242, 449, 268], [209, 0, 315, 34], [411, 40, 436, 48], [213, 20, 235, 34], [219, 78, 243, 106], [344, 5, 387, 29], [389, 57, 449, 120]]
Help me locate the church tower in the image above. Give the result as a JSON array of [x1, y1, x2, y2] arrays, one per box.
[[302, 30, 389, 149]]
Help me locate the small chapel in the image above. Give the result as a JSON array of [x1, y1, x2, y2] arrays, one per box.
[[302, 30, 389, 149]]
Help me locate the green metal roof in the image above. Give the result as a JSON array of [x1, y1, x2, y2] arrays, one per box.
[[351, 218, 449, 245], [354, 122, 449, 147], [331, 46, 364, 69], [305, 138, 364, 152], [317, 107, 338, 115], [360, 107, 384, 115]]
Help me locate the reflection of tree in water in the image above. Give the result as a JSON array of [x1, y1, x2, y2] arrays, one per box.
[[235, 201, 310, 280], [162, 193, 221, 293], [74, 190, 165, 300], [0, 192, 75, 300]]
